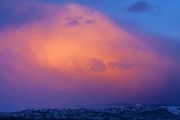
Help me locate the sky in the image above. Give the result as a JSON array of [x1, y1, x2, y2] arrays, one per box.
[[0, 0, 180, 111]]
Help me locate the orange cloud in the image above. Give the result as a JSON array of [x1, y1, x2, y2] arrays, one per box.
[[0, 3, 177, 107]]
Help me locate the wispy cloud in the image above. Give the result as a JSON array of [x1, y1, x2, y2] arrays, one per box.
[[126, 0, 158, 13]]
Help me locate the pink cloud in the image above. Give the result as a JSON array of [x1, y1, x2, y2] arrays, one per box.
[[0, 2, 178, 110]]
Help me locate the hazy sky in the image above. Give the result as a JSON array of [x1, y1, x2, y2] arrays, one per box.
[[0, 0, 180, 111]]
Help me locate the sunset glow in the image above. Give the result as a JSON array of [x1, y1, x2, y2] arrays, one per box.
[[0, 1, 179, 111]]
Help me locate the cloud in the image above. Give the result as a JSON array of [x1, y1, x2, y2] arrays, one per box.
[[0, 1, 179, 111], [88, 59, 133, 72], [108, 60, 132, 70], [65, 15, 95, 27], [126, 0, 156, 13], [88, 58, 106, 72]]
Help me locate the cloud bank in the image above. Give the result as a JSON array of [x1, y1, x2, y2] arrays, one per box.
[[0, 1, 179, 111]]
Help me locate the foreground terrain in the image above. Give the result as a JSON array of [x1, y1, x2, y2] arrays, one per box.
[[0, 104, 180, 120]]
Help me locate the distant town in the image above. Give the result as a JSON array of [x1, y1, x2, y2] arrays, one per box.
[[0, 104, 180, 120]]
